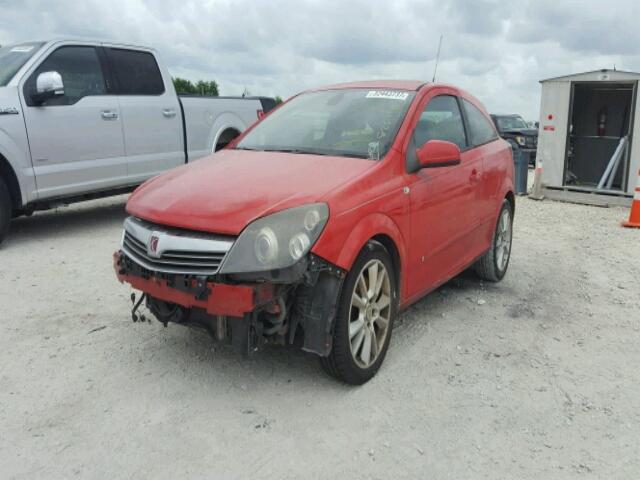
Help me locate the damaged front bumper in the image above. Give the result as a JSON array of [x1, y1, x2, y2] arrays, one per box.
[[113, 250, 345, 357], [114, 251, 276, 318]]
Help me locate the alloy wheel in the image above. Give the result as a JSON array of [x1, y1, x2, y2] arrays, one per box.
[[348, 259, 392, 368], [495, 208, 512, 271]]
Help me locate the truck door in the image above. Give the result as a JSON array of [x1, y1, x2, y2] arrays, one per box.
[[104, 47, 183, 183], [20, 44, 127, 200]]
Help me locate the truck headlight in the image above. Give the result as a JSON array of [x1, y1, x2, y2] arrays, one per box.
[[219, 203, 329, 273], [515, 136, 526, 146]]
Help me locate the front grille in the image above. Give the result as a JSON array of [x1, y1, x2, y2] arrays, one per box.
[[526, 136, 537, 148], [121, 217, 234, 276]]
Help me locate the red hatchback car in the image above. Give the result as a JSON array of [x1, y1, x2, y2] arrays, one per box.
[[114, 80, 514, 384]]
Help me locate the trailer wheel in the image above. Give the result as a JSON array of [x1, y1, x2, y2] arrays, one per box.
[[0, 176, 12, 245]]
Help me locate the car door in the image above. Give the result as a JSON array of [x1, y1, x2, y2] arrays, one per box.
[[460, 98, 502, 236], [20, 44, 127, 200], [104, 47, 183, 183], [404, 92, 483, 299]]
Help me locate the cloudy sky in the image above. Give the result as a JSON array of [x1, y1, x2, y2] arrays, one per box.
[[1, 0, 639, 119]]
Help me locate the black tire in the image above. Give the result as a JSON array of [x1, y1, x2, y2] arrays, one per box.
[[474, 199, 513, 282], [0, 176, 11, 245], [320, 241, 398, 385]]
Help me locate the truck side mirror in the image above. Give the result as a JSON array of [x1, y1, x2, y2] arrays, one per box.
[[416, 140, 461, 168], [32, 71, 64, 105]]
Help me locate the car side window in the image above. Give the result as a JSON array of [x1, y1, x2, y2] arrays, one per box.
[[106, 48, 165, 95], [413, 95, 467, 150], [24, 46, 106, 106], [462, 99, 498, 146]]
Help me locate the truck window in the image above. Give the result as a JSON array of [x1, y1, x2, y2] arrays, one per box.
[[24, 46, 107, 106], [107, 48, 165, 95], [462, 99, 498, 147]]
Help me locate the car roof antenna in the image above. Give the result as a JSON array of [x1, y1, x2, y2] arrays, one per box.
[[432, 34, 444, 83]]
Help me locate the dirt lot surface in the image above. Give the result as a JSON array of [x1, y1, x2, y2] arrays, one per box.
[[1, 188, 639, 479]]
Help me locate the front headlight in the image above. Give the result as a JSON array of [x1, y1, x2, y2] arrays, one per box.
[[219, 203, 329, 273], [515, 135, 526, 146]]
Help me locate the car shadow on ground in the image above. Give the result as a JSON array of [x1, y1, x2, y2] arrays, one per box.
[[3, 198, 128, 247], [138, 269, 489, 389]]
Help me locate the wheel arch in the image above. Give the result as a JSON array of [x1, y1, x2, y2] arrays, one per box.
[[505, 190, 515, 215], [208, 112, 247, 153], [214, 126, 242, 151], [331, 213, 408, 302], [370, 234, 402, 296], [0, 153, 22, 211]]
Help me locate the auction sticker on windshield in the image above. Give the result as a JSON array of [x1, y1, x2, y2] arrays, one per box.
[[366, 90, 409, 101]]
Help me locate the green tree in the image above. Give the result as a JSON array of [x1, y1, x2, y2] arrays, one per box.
[[195, 80, 219, 96], [172, 77, 219, 96], [274, 96, 283, 105]]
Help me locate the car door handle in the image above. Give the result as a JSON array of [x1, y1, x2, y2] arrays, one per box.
[[470, 168, 480, 184], [162, 109, 177, 118], [101, 110, 118, 120]]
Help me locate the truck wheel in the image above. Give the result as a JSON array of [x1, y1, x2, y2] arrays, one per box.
[[0, 177, 11, 245], [474, 199, 513, 282], [321, 241, 397, 385]]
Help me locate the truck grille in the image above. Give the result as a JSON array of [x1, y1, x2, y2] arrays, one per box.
[[121, 217, 234, 276]]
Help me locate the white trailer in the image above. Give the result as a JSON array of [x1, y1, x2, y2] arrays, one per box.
[[534, 69, 640, 206]]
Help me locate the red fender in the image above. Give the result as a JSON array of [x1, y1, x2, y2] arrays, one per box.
[[313, 212, 409, 302]]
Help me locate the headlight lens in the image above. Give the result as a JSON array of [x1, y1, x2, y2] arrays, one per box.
[[289, 232, 311, 260], [515, 135, 526, 146], [254, 227, 278, 263], [220, 203, 329, 273]]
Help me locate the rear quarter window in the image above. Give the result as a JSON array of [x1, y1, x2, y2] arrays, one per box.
[[462, 99, 498, 146], [107, 48, 165, 95]]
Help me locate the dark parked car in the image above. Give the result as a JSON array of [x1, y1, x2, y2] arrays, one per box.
[[491, 114, 538, 165]]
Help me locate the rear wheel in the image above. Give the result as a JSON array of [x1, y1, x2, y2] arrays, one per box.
[[474, 199, 513, 282], [0, 177, 12, 245], [321, 241, 397, 385]]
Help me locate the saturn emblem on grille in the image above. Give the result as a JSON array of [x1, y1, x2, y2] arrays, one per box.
[[148, 233, 161, 257]]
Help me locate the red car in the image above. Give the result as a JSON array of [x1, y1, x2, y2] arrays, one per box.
[[114, 80, 514, 384]]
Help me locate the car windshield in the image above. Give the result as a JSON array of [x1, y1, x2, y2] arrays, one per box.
[[237, 88, 416, 160], [496, 115, 528, 130], [0, 42, 44, 86]]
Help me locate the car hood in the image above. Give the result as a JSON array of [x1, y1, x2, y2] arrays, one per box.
[[0, 86, 21, 114], [501, 128, 538, 137], [126, 149, 375, 235]]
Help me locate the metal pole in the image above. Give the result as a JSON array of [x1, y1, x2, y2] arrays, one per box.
[[597, 136, 627, 190]]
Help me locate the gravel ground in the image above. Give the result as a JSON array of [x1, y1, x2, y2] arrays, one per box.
[[1, 181, 639, 479]]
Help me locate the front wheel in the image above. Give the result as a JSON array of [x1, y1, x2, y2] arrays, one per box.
[[0, 177, 12, 245], [320, 241, 397, 385], [474, 199, 513, 282]]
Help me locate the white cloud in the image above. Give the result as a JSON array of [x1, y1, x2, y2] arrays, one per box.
[[1, 0, 638, 119]]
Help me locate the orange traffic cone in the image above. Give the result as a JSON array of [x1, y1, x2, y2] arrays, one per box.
[[622, 169, 640, 228]]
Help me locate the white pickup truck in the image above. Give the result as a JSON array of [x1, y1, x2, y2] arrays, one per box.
[[0, 39, 275, 243]]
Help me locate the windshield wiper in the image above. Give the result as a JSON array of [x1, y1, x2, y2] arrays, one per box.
[[262, 148, 329, 155], [238, 147, 369, 159], [264, 148, 370, 159]]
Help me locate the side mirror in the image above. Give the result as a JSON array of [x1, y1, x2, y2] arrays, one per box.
[[416, 140, 461, 168], [32, 71, 64, 104]]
